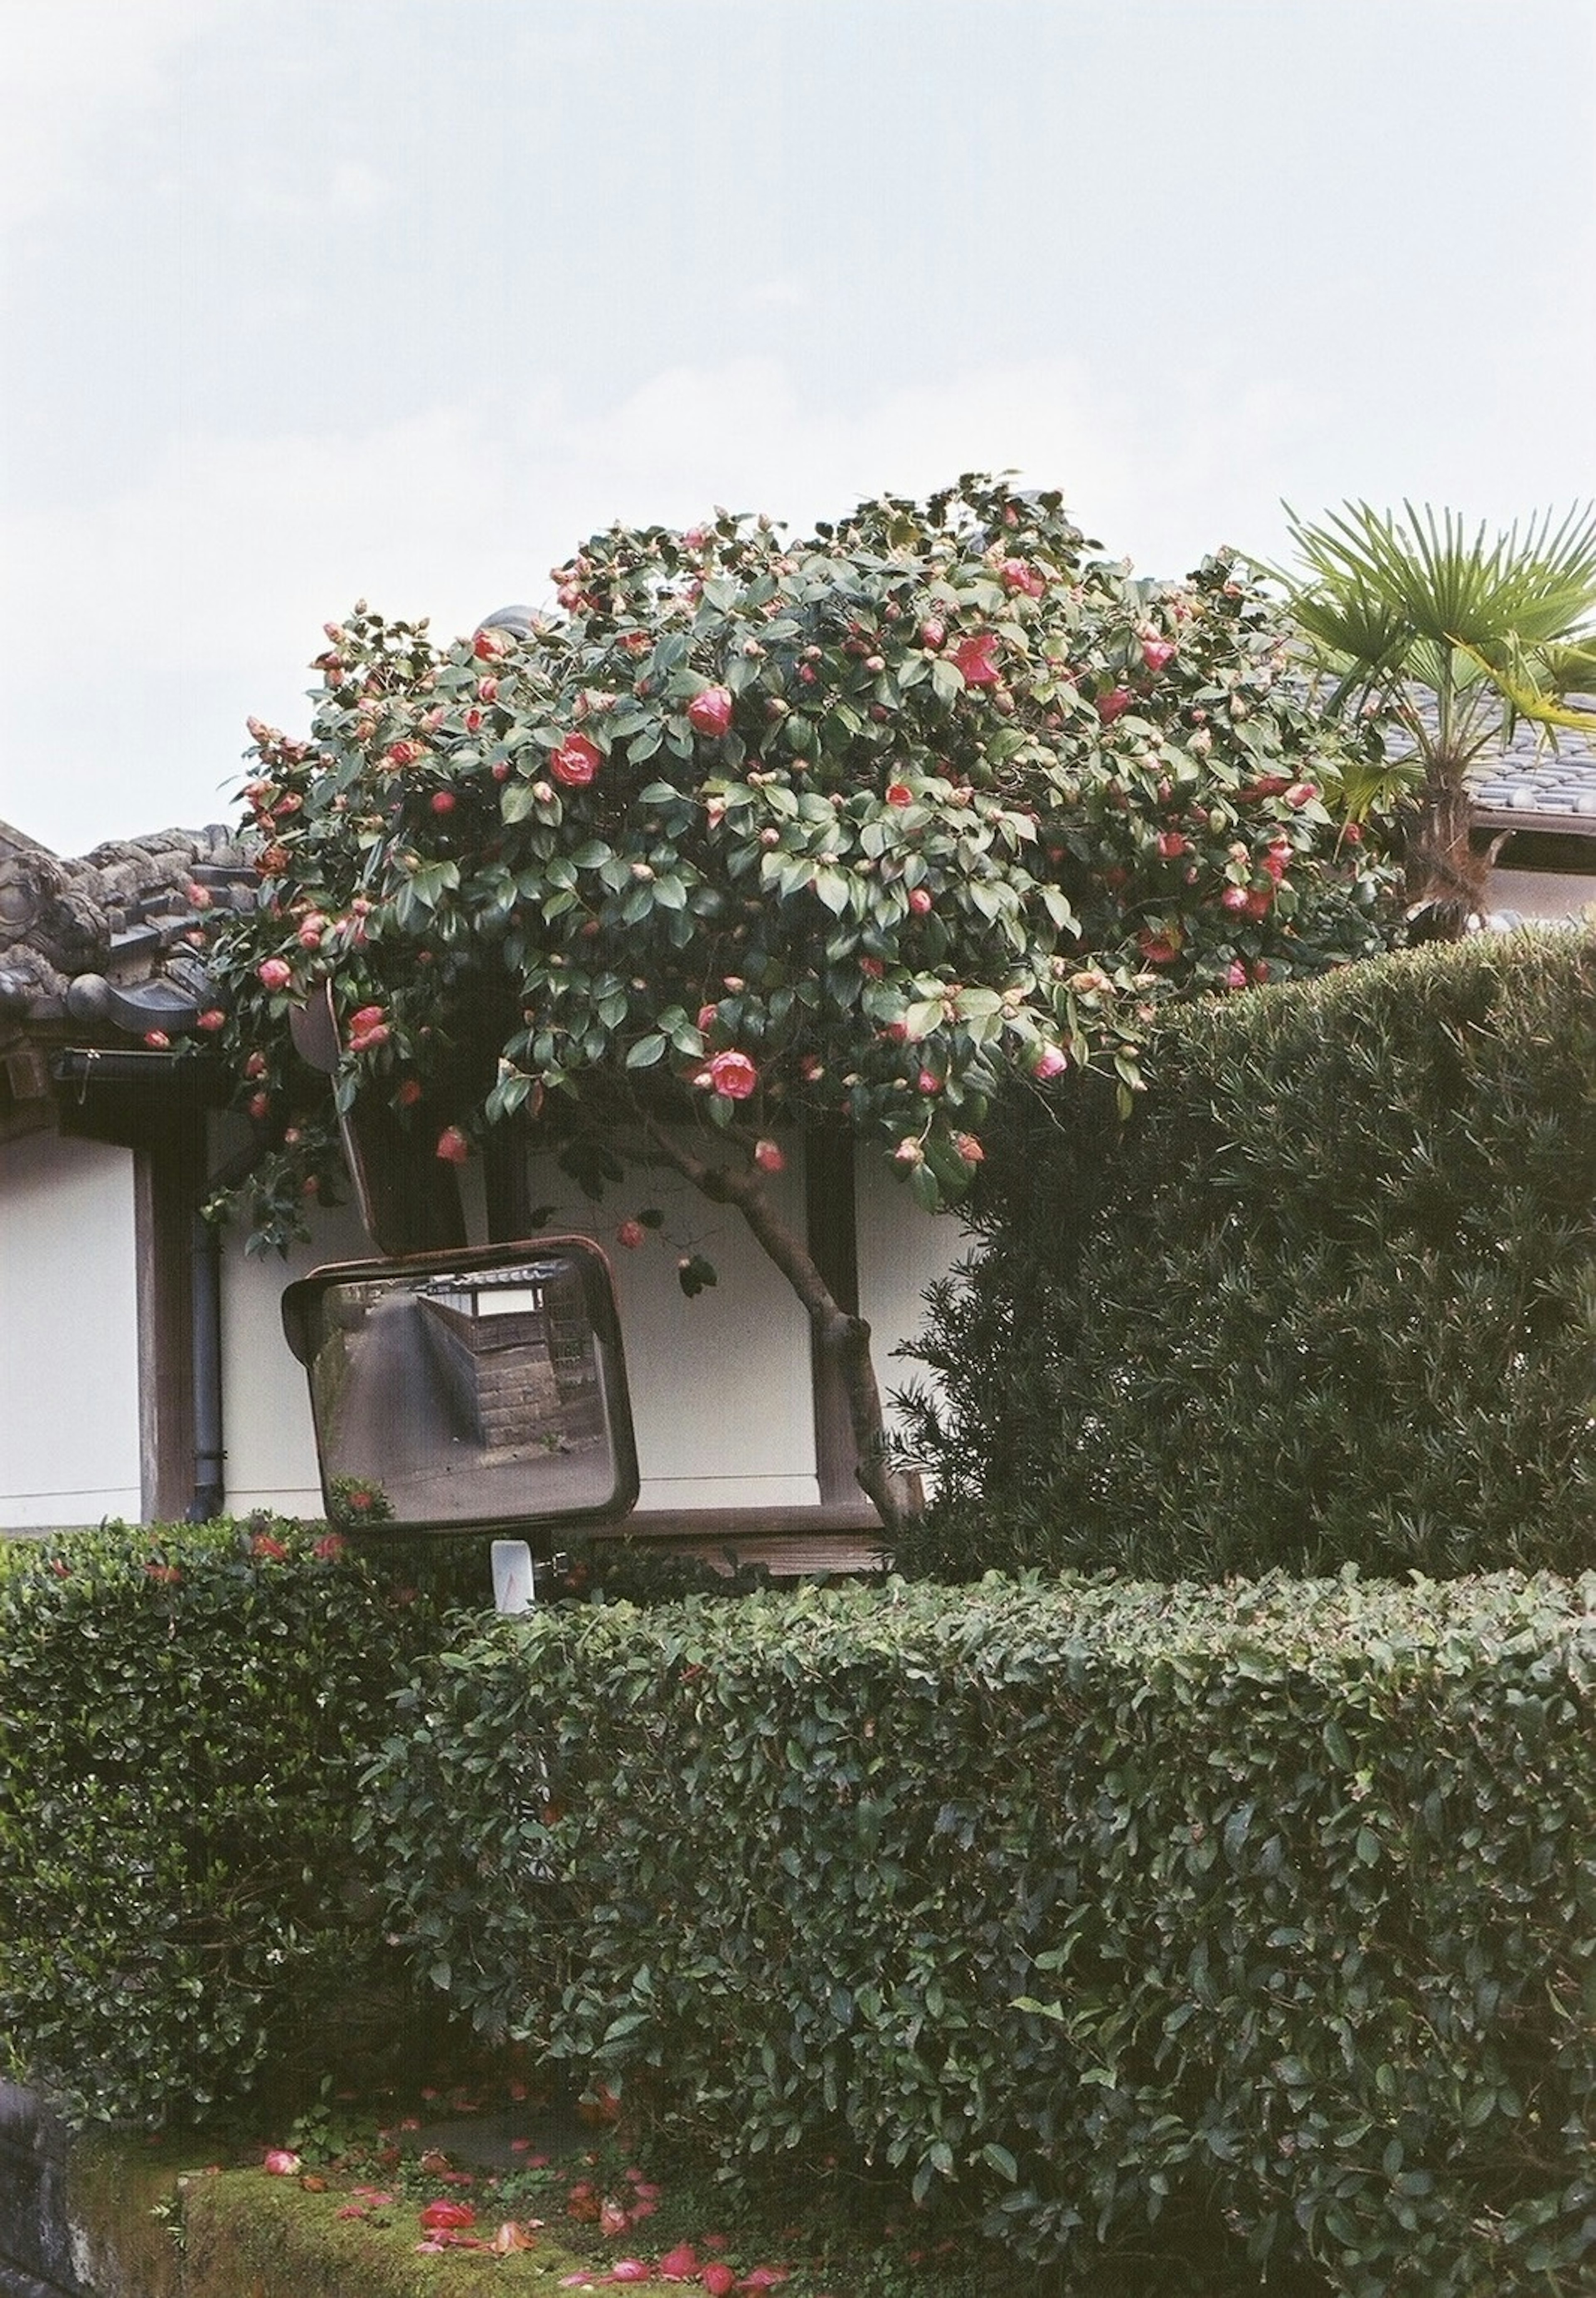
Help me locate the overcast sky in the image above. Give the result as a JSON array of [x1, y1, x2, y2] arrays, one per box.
[[2, 0, 1593, 857]]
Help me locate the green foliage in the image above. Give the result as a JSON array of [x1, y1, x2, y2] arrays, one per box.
[[897, 929, 1596, 1583], [1276, 498, 1596, 786], [203, 478, 1396, 1254], [0, 1519, 468, 2127], [365, 1572, 1596, 2296]]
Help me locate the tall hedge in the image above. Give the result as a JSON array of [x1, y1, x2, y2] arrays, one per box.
[[0, 1520, 473, 2126], [896, 929, 1596, 1582], [367, 1574, 1596, 2297]]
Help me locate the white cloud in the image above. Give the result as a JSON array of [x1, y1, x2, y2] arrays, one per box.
[[6, 338, 1586, 857], [0, 0, 216, 231]]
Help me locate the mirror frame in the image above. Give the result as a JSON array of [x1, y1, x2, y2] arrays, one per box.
[[281, 1235, 640, 1537]]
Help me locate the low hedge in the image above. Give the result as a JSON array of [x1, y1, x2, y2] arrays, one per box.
[[368, 1572, 1596, 2297], [896, 930, 1596, 1583], [0, 1517, 479, 2126]]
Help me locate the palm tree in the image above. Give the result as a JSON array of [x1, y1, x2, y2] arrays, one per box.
[[1277, 501, 1596, 936]]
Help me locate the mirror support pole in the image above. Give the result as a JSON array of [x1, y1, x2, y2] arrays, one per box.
[[491, 1539, 537, 1615]]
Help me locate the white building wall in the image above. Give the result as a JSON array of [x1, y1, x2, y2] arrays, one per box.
[[0, 1131, 142, 1528], [522, 1144, 817, 1512], [218, 1191, 371, 1518], [854, 1152, 969, 1448]]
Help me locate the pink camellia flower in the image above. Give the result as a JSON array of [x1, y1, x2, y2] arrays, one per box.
[[313, 1532, 346, 1560], [658, 2245, 700, 2281], [738, 2269, 789, 2289], [707, 1049, 758, 1100], [894, 1138, 924, 1166], [478, 675, 499, 704], [1244, 887, 1274, 919], [550, 732, 601, 788], [953, 1132, 984, 1165], [297, 914, 328, 949], [473, 626, 508, 662], [244, 1051, 268, 1080], [907, 886, 933, 915], [951, 632, 1000, 686], [1155, 831, 1187, 861], [600, 2201, 632, 2239], [1095, 687, 1133, 725], [916, 1069, 941, 1095], [1138, 931, 1180, 965], [1000, 556, 1045, 598], [263, 2149, 302, 2177], [420, 2199, 476, 2231], [697, 1002, 720, 1033], [687, 685, 734, 738], [1224, 960, 1249, 990], [397, 1076, 424, 1108], [143, 1029, 170, 1049], [609, 2263, 649, 2284], [1220, 885, 1251, 914], [436, 1125, 471, 1165], [1140, 635, 1177, 673], [754, 1138, 784, 1173], [1285, 781, 1318, 809], [257, 957, 293, 991], [886, 782, 914, 807], [1032, 1044, 1069, 1080], [701, 2268, 738, 2297], [431, 790, 456, 815], [247, 1091, 270, 1121], [616, 1219, 645, 1250], [251, 1533, 288, 1562], [918, 616, 946, 650], [385, 738, 424, 769]]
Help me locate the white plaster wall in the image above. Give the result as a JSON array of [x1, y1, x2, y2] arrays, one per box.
[[854, 1148, 971, 1449], [523, 1143, 817, 1511], [0, 1131, 142, 1528], [218, 1191, 372, 1517]]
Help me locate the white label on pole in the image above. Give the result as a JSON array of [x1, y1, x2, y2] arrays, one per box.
[[491, 1539, 536, 1615]]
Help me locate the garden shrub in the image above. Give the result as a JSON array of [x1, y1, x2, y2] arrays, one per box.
[[896, 927, 1596, 1582], [367, 1572, 1596, 2297], [0, 1517, 477, 2126]]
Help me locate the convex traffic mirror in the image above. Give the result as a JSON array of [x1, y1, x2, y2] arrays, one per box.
[[282, 1237, 639, 1536]]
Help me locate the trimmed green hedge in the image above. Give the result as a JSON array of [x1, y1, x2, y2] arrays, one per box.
[[0, 1518, 476, 2125], [369, 1573, 1596, 2297], [897, 930, 1596, 1582]]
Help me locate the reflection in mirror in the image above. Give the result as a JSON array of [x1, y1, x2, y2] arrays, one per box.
[[282, 1239, 638, 1534]]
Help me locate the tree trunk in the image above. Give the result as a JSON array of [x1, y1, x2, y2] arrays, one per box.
[[636, 1115, 914, 1547], [1403, 765, 1489, 941]]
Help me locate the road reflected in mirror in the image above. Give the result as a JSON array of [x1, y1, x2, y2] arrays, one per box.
[[282, 1240, 638, 1534]]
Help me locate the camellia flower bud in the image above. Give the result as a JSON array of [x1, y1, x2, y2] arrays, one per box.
[[435, 1126, 470, 1165], [754, 1138, 784, 1172], [257, 957, 293, 991]]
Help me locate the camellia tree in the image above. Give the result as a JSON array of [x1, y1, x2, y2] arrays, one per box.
[[201, 478, 1396, 1536]]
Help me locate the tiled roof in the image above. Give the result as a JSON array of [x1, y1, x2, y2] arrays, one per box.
[[1465, 697, 1596, 832]]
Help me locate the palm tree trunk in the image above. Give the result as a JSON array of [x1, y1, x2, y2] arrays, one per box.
[[1403, 764, 1488, 941]]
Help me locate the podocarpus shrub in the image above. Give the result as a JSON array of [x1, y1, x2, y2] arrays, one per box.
[[896, 928, 1596, 1582], [367, 1573, 1596, 2298], [0, 1518, 476, 2126]]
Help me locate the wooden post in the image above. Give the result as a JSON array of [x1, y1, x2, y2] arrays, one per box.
[[803, 1123, 861, 1507]]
